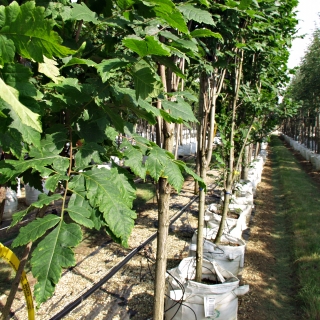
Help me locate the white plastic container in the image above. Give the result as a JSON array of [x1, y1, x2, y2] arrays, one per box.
[[165, 257, 249, 320], [3, 188, 18, 219], [189, 229, 246, 276], [25, 182, 49, 206]]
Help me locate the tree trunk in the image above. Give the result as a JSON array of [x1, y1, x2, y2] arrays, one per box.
[[195, 72, 208, 282], [174, 123, 180, 159], [254, 142, 260, 159], [0, 187, 6, 224], [153, 59, 175, 320], [153, 177, 171, 319], [241, 145, 250, 180], [214, 50, 243, 244]]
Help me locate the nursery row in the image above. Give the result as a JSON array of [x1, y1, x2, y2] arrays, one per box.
[[282, 134, 320, 170], [164, 147, 268, 319]]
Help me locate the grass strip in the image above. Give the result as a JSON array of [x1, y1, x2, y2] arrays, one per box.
[[271, 135, 320, 319]]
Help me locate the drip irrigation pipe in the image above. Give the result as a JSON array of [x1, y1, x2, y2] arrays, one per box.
[[49, 194, 199, 320]]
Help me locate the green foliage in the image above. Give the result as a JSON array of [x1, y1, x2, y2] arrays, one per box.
[[0, 78, 42, 132], [178, 4, 215, 26], [131, 59, 162, 99], [161, 98, 198, 123], [123, 36, 171, 57], [0, 1, 75, 63], [30, 221, 82, 305]]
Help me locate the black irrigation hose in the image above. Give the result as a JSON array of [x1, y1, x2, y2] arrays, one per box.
[[49, 232, 158, 320], [49, 193, 199, 320]]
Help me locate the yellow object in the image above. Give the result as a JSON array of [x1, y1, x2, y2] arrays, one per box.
[[214, 123, 218, 137], [0, 243, 35, 320]]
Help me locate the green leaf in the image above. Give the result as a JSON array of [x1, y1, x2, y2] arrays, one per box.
[[177, 160, 206, 191], [31, 194, 63, 208], [0, 35, 15, 64], [6, 152, 68, 178], [2, 63, 40, 99], [38, 56, 64, 83], [81, 168, 136, 247], [116, 0, 135, 10], [142, 0, 174, 8], [0, 78, 42, 132], [198, 0, 210, 7], [152, 4, 189, 34], [11, 208, 31, 227], [159, 31, 198, 53], [9, 113, 41, 149], [40, 132, 68, 155], [96, 58, 130, 83], [191, 29, 222, 39], [163, 160, 184, 192], [138, 98, 161, 117], [105, 126, 118, 141], [104, 107, 126, 133], [178, 4, 215, 26], [70, 2, 99, 23], [112, 167, 137, 207], [67, 180, 100, 228], [45, 174, 68, 192], [31, 222, 82, 306], [123, 35, 171, 57], [12, 214, 61, 247], [132, 60, 161, 99], [74, 142, 104, 167], [132, 59, 162, 99], [66, 204, 94, 229], [62, 58, 97, 68], [145, 147, 168, 181], [161, 97, 197, 123], [122, 142, 147, 179], [159, 109, 179, 123], [238, 0, 253, 10], [0, 1, 75, 62]]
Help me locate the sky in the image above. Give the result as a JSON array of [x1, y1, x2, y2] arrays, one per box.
[[287, 0, 320, 69]]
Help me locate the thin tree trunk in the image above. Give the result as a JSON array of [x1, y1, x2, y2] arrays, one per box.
[[153, 59, 175, 320], [241, 145, 250, 180], [0, 186, 6, 224], [254, 142, 260, 159], [153, 177, 171, 319], [214, 50, 243, 244], [195, 72, 208, 282], [195, 69, 227, 278], [174, 123, 180, 159]]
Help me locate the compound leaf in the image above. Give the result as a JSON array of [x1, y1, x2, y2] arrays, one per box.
[[81, 168, 136, 247], [12, 214, 60, 247], [31, 221, 82, 306]]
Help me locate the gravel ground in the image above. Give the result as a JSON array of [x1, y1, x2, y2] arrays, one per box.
[[0, 170, 220, 320]]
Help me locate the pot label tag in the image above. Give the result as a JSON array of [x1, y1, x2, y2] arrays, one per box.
[[204, 295, 215, 317]]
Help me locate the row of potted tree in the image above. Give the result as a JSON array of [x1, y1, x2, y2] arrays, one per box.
[[165, 143, 268, 319]]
